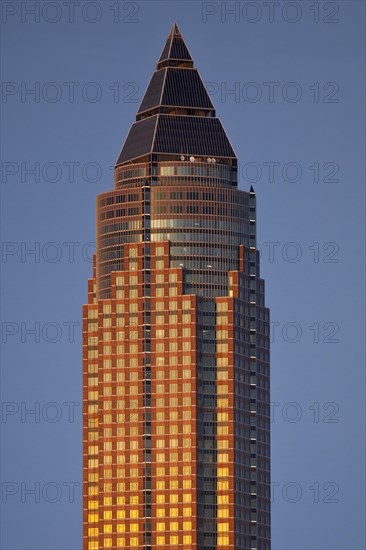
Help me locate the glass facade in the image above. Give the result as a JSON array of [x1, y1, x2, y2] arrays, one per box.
[[83, 23, 270, 550]]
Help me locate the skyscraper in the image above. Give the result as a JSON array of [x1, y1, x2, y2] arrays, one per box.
[[83, 23, 270, 550]]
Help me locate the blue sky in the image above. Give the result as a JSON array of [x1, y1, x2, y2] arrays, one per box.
[[1, 1, 365, 548]]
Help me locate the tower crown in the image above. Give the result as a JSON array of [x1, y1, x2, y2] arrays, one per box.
[[116, 23, 236, 166]]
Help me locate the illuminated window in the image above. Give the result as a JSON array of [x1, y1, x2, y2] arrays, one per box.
[[217, 367, 228, 377], [217, 343, 228, 353], [217, 426, 229, 435], [170, 535, 179, 544], [183, 535, 192, 544], [218, 453, 229, 463]]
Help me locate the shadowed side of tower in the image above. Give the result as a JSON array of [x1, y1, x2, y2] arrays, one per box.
[[83, 23, 270, 550]]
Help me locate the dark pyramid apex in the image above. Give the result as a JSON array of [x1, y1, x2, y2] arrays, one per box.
[[157, 23, 193, 69], [250, 185, 255, 193], [116, 24, 237, 166]]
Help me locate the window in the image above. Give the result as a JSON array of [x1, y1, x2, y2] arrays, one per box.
[[160, 166, 174, 176]]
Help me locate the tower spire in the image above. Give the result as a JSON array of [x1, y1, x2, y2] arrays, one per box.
[[157, 22, 193, 69]]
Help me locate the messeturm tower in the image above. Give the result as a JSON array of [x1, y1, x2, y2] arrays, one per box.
[[83, 23, 271, 550]]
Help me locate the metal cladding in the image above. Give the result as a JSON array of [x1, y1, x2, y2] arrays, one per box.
[[117, 115, 235, 164], [116, 23, 234, 165]]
